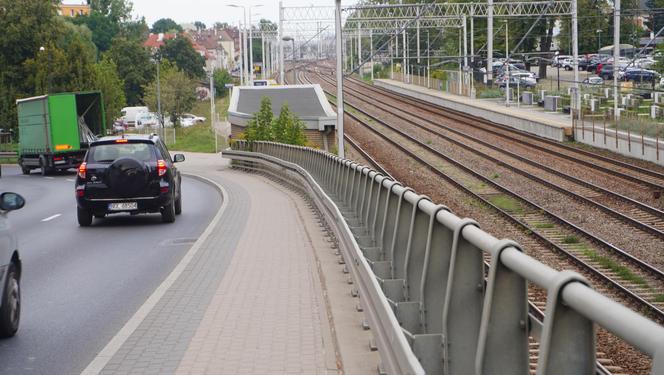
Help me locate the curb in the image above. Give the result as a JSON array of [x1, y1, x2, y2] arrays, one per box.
[[80, 173, 229, 375]]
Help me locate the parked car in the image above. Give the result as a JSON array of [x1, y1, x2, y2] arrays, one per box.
[[552, 55, 572, 67], [0, 192, 24, 338], [622, 69, 660, 83], [496, 73, 537, 89], [120, 106, 149, 127], [75, 134, 185, 226], [136, 112, 159, 128], [112, 118, 127, 134], [582, 76, 604, 85], [179, 117, 196, 128], [180, 113, 206, 124]]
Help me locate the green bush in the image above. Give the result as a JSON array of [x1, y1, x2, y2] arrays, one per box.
[[245, 96, 306, 146]]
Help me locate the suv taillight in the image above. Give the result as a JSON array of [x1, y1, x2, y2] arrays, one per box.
[[78, 162, 87, 179], [157, 160, 167, 177]]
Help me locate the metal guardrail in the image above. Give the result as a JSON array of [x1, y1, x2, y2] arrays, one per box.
[[223, 140, 664, 375], [0, 151, 17, 157]]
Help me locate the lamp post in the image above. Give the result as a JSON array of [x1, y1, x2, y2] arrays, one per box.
[[282, 36, 296, 83], [335, 0, 344, 158], [555, 51, 561, 91], [597, 29, 602, 52], [504, 20, 510, 106], [228, 5, 262, 85]]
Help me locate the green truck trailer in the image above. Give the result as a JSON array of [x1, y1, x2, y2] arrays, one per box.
[[16, 91, 106, 175]]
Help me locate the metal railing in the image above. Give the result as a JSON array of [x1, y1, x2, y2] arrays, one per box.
[[223, 140, 664, 375]]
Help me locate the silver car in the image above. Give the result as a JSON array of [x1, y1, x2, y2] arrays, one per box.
[[0, 192, 24, 338]]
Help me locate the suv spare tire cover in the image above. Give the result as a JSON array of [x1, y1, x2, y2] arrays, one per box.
[[107, 157, 149, 197]]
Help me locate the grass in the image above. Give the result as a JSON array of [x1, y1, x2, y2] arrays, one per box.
[[655, 294, 664, 303], [580, 246, 648, 286], [170, 97, 228, 153], [487, 195, 523, 214], [563, 235, 580, 244], [491, 172, 500, 179], [534, 222, 555, 229]]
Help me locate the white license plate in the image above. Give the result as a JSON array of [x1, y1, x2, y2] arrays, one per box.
[[108, 202, 138, 211]]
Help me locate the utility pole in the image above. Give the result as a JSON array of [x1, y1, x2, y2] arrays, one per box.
[[370, 29, 374, 81], [249, 12, 254, 85], [402, 29, 407, 82], [613, 0, 620, 120], [209, 70, 217, 153], [238, 21, 244, 86], [279, 1, 285, 84], [487, 0, 494, 85], [416, 10, 421, 64], [427, 29, 430, 88], [335, 0, 345, 158], [572, 0, 580, 121], [357, 23, 362, 79], [261, 32, 266, 80], [505, 20, 510, 106]]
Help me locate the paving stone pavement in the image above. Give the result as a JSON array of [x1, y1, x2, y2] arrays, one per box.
[[93, 153, 353, 375]]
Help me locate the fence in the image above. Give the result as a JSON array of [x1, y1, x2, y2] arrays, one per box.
[[224, 140, 664, 375]]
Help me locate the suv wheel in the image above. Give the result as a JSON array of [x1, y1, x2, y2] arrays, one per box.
[[161, 199, 176, 223], [174, 194, 182, 215], [0, 263, 20, 338], [77, 206, 93, 227]]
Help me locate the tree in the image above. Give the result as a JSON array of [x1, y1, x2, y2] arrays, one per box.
[[245, 97, 274, 142], [160, 35, 206, 78], [151, 18, 182, 33], [106, 37, 155, 105], [277, 103, 306, 146], [213, 22, 229, 30], [71, 11, 120, 53], [194, 21, 206, 32], [92, 56, 126, 127], [559, 0, 610, 54], [90, 0, 133, 23], [646, 0, 664, 35], [213, 69, 233, 96], [120, 17, 150, 41], [142, 61, 196, 126]]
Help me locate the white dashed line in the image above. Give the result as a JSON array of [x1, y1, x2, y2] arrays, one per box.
[[41, 214, 61, 222], [44, 176, 55, 179], [66, 178, 75, 182]]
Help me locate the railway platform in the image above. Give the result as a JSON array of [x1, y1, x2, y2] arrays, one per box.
[[81, 153, 378, 375], [374, 78, 572, 142]]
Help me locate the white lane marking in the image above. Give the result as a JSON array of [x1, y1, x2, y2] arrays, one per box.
[[80, 174, 228, 375], [66, 179, 75, 182], [41, 214, 62, 222], [44, 176, 55, 179]]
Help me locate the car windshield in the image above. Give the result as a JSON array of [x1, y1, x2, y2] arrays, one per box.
[[88, 142, 156, 163]]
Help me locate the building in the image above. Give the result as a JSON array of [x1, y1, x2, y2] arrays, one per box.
[[59, 1, 90, 17], [143, 33, 177, 50], [227, 85, 337, 150], [192, 29, 236, 72]]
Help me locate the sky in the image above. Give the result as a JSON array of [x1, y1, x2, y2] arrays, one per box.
[[130, 0, 345, 28]]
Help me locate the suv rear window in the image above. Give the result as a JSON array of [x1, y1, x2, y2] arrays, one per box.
[[88, 142, 157, 163]]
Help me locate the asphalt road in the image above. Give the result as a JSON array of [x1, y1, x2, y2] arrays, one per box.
[[0, 165, 221, 374]]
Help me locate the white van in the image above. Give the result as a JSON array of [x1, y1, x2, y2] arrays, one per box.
[[121, 106, 149, 127]]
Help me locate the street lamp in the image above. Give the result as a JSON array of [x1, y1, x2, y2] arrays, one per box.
[[282, 36, 296, 84], [555, 51, 561, 91], [227, 4, 263, 85], [596, 29, 602, 52]]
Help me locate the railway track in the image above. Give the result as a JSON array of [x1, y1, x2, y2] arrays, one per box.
[[308, 70, 664, 317], [293, 71, 635, 374], [314, 63, 664, 193]]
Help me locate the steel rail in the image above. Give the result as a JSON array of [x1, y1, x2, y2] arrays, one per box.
[[314, 65, 664, 190], [311, 76, 664, 321], [350, 75, 664, 189], [315, 72, 664, 240], [310, 70, 664, 282]]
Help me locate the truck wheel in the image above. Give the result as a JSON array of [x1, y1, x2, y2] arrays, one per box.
[[39, 156, 49, 176], [77, 206, 93, 227], [0, 263, 20, 338], [20, 166, 30, 175], [161, 199, 176, 223]]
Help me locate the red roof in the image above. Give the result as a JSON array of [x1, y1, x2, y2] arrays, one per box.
[[143, 33, 177, 49]]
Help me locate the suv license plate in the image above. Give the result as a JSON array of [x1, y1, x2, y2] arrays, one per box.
[[108, 202, 138, 211]]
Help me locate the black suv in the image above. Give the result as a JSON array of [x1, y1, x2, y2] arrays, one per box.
[[75, 134, 185, 226]]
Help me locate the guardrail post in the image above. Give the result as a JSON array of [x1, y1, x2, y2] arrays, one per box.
[[536, 271, 595, 375], [442, 218, 483, 374], [475, 240, 529, 375]]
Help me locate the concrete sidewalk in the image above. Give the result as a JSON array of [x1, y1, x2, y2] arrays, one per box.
[[83, 152, 377, 375]]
